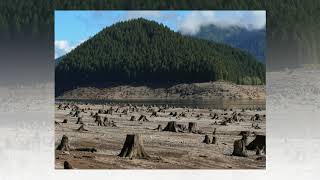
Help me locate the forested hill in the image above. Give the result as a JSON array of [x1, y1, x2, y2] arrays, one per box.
[[192, 25, 266, 63], [55, 18, 265, 95]]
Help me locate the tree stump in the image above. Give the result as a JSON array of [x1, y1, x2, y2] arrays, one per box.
[[150, 111, 158, 117], [103, 117, 109, 125], [212, 136, 216, 144], [118, 134, 150, 159], [77, 124, 88, 132], [246, 134, 266, 152], [179, 112, 186, 117], [188, 122, 198, 133], [129, 116, 136, 121], [163, 121, 179, 132], [172, 112, 178, 117], [76, 117, 83, 124], [56, 135, 70, 151], [95, 116, 103, 126], [202, 135, 211, 144], [138, 115, 149, 121], [232, 131, 250, 157], [64, 161, 73, 169]]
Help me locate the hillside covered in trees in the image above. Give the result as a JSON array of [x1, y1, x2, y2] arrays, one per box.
[[192, 25, 266, 63], [1, 0, 319, 70], [55, 18, 265, 95]]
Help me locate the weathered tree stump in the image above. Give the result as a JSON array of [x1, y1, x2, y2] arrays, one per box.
[[56, 135, 70, 151], [172, 112, 178, 117], [163, 121, 179, 132], [188, 122, 198, 133], [103, 117, 109, 125], [150, 111, 158, 117], [118, 134, 150, 159], [232, 131, 250, 157], [64, 161, 73, 169], [246, 134, 266, 152], [130, 116, 136, 121], [77, 124, 88, 132], [95, 115, 103, 126], [138, 115, 149, 122], [76, 117, 83, 124], [202, 135, 211, 144], [212, 113, 219, 119], [178, 112, 186, 117], [212, 136, 216, 144]]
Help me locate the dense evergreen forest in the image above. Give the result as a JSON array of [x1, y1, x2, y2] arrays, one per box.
[[193, 25, 266, 63], [1, 0, 319, 69], [55, 18, 265, 94]]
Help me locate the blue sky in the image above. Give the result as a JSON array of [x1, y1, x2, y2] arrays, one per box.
[[55, 10, 266, 58]]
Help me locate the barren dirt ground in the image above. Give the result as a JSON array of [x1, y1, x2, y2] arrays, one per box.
[[55, 103, 265, 169]]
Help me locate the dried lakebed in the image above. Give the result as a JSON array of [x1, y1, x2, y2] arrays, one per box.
[[55, 103, 266, 169]]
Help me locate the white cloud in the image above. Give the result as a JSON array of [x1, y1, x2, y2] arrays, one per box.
[[178, 11, 216, 35], [251, 11, 266, 29], [178, 11, 266, 35], [55, 39, 87, 59], [55, 40, 74, 58]]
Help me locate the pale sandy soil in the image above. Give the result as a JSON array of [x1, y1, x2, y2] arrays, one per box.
[[55, 103, 265, 169], [58, 81, 265, 100]]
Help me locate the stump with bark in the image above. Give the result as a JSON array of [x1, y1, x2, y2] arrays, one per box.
[[212, 136, 216, 144], [130, 116, 136, 121], [163, 121, 179, 132], [202, 135, 211, 144], [150, 111, 158, 117], [64, 161, 73, 169], [56, 135, 70, 151], [77, 124, 88, 132], [138, 115, 149, 122], [76, 117, 83, 124], [246, 134, 266, 152], [118, 134, 150, 159], [188, 122, 198, 133], [178, 112, 186, 117], [232, 132, 250, 157], [95, 116, 103, 126]]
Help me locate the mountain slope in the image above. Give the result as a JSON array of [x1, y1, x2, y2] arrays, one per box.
[[55, 18, 265, 95], [193, 25, 266, 63]]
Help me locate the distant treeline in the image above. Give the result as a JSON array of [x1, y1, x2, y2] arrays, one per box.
[[55, 19, 265, 94]]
